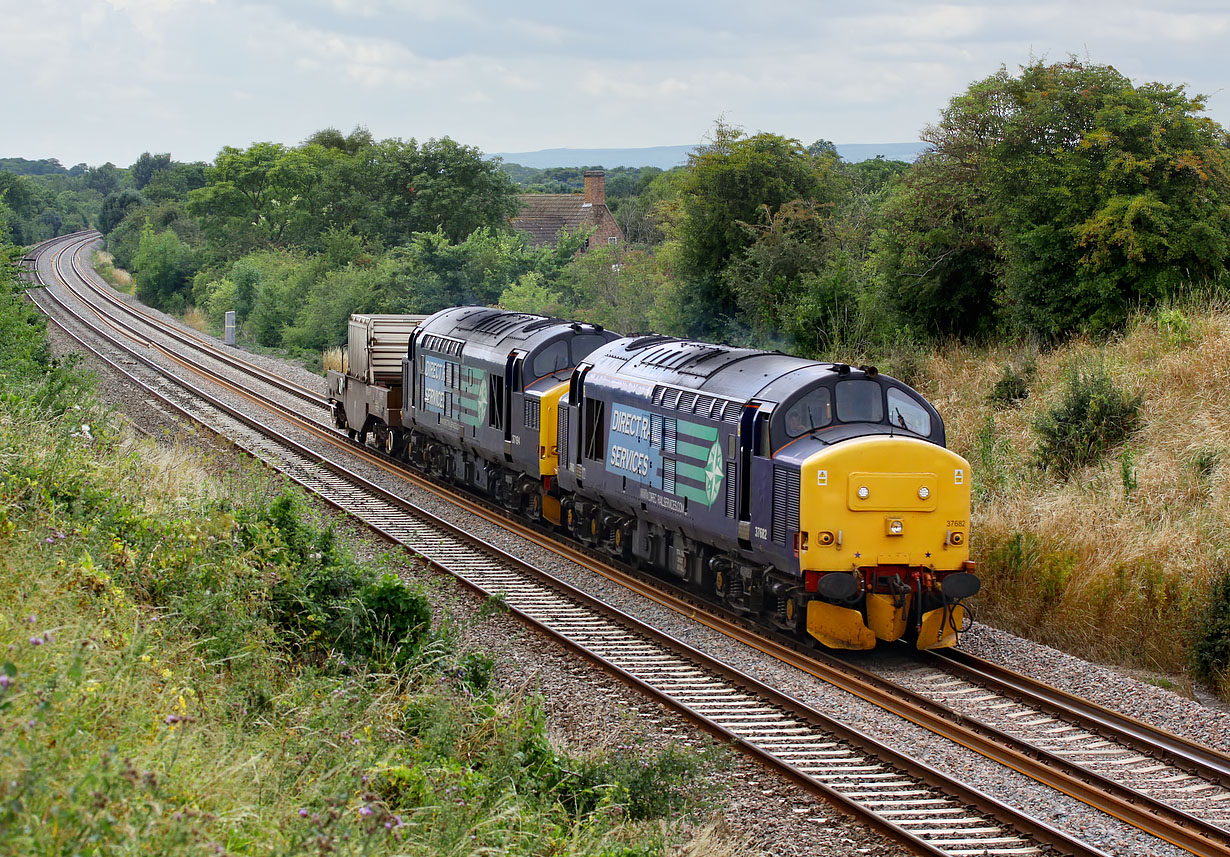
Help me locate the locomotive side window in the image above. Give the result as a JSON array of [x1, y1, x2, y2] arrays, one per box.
[[488, 375, 504, 429], [784, 388, 832, 437], [533, 341, 569, 378], [584, 398, 606, 461], [886, 388, 931, 435], [835, 379, 883, 423]]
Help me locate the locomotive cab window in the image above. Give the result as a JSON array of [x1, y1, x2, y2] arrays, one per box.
[[886, 388, 931, 436], [571, 334, 607, 364], [835, 379, 883, 424], [783, 388, 832, 438], [532, 340, 570, 378]]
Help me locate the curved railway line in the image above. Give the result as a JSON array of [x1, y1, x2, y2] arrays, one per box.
[[19, 230, 1230, 857]]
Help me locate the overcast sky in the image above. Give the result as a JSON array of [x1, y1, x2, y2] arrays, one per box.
[[3, 0, 1227, 168]]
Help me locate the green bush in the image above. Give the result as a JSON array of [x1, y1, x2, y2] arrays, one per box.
[[1191, 569, 1230, 685], [1032, 362, 1141, 477], [988, 355, 1035, 408]]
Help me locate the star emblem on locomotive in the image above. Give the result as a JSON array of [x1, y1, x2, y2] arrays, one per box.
[[474, 375, 488, 422], [704, 440, 723, 505]]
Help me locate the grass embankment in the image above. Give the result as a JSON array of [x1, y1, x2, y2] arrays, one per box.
[[921, 304, 1230, 697], [0, 279, 728, 855]]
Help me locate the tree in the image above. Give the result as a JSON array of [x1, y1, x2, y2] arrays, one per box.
[[370, 137, 520, 244], [670, 121, 848, 335], [82, 162, 124, 196], [132, 222, 194, 310], [188, 142, 322, 254], [131, 152, 172, 189], [886, 59, 1230, 339], [99, 188, 147, 234], [303, 125, 374, 156]]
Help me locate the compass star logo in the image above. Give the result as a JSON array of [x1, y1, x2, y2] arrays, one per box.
[[704, 440, 723, 505], [474, 375, 488, 422]]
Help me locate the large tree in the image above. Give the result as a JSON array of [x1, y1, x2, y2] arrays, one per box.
[[670, 121, 847, 335], [369, 137, 520, 245], [884, 59, 1230, 339]]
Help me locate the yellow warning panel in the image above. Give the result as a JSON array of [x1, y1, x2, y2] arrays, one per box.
[[807, 601, 876, 650], [542, 495, 562, 526], [917, 604, 964, 650], [866, 593, 910, 642]]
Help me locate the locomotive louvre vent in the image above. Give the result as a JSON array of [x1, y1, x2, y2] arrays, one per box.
[[524, 399, 540, 430], [692, 394, 714, 414], [651, 413, 664, 448], [664, 419, 677, 454], [679, 391, 698, 411], [722, 401, 742, 423], [725, 461, 736, 518], [771, 466, 801, 545], [557, 407, 569, 463], [663, 458, 676, 494]]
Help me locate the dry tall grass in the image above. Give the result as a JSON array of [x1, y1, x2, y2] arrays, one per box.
[[92, 250, 133, 292], [182, 306, 209, 333], [920, 306, 1230, 684], [322, 346, 346, 374]]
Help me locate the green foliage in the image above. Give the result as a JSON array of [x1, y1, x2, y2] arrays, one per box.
[[670, 120, 849, 334], [498, 271, 566, 316], [987, 355, 1036, 408], [888, 58, 1230, 340], [1191, 568, 1230, 685], [130, 151, 172, 189], [1119, 446, 1137, 499], [98, 187, 146, 234], [1154, 307, 1194, 347], [1032, 362, 1142, 476], [132, 222, 195, 311]]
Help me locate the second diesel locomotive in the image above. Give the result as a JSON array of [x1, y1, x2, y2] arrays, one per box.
[[328, 307, 979, 650]]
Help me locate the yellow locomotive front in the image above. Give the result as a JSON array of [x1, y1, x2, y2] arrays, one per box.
[[796, 435, 977, 650]]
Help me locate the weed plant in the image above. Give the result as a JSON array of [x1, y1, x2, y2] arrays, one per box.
[[1032, 360, 1141, 478]]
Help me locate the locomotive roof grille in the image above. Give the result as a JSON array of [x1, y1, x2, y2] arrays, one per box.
[[651, 384, 744, 422], [624, 334, 677, 351], [469, 312, 541, 334], [421, 333, 464, 356]]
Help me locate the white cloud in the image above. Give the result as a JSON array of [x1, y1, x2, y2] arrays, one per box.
[[3, 0, 1228, 166]]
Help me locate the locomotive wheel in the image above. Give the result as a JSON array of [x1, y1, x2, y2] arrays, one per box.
[[346, 428, 356, 440]]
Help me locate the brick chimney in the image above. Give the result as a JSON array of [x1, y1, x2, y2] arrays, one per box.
[[583, 170, 605, 207]]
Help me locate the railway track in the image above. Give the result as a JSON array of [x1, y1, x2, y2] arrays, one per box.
[[20, 230, 1230, 856]]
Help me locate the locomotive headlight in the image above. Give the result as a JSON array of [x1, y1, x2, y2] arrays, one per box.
[[918, 486, 930, 500], [858, 486, 870, 500], [886, 518, 904, 536]]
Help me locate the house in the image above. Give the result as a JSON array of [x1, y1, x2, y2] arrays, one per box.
[[510, 170, 626, 251]]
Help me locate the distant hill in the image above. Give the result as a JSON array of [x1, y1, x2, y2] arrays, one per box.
[[0, 157, 75, 176], [490, 142, 927, 169]]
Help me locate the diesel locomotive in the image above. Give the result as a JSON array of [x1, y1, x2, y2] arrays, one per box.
[[328, 306, 979, 650]]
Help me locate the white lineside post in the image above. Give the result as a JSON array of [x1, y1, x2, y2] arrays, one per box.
[[224, 311, 236, 346]]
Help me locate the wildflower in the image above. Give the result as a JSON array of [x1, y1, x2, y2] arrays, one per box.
[[165, 715, 181, 725], [359, 806, 372, 817], [298, 808, 309, 818], [0, 675, 12, 690], [25, 615, 35, 624], [29, 637, 43, 646]]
